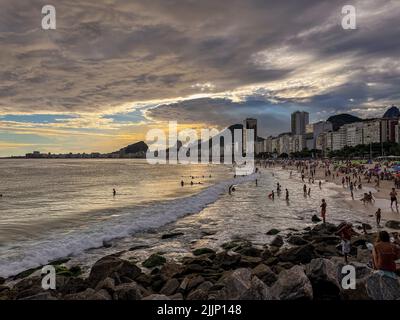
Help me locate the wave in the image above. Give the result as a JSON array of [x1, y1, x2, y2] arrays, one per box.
[[0, 173, 256, 278]]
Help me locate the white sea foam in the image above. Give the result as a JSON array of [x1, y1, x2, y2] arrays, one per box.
[[0, 173, 256, 278]]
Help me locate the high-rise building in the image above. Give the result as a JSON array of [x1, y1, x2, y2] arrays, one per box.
[[243, 118, 257, 154], [291, 111, 309, 135]]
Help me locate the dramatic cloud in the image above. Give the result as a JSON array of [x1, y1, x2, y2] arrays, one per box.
[[0, 0, 399, 155]]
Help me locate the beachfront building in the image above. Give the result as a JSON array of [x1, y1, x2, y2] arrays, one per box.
[[290, 134, 306, 153], [362, 119, 381, 144], [332, 126, 347, 151], [395, 124, 400, 144], [345, 122, 363, 147], [381, 118, 399, 143], [306, 121, 333, 150], [291, 111, 309, 135], [278, 133, 291, 155]]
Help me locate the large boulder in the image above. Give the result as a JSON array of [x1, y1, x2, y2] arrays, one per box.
[[305, 258, 340, 300], [217, 268, 272, 300], [113, 282, 144, 300], [365, 273, 400, 300], [213, 251, 241, 270], [160, 278, 180, 296], [278, 244, 316, 264], [385, 220, 400, 230], [187, 281, 213, 300], [270, 265, 313, 300], [142, 254, 167, 268], [266, 229, 281, 235], [88, 255, 142, 286], [252, 264, 277, 286], [270, 235, 284, 248], [287, 235, 309, 246]]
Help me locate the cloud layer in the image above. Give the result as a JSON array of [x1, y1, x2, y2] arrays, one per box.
[[1, 0, 399, 155]]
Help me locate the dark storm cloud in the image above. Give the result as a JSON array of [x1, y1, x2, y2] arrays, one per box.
[[0, 0, 399, 124]]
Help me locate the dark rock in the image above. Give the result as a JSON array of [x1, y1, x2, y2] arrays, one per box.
[[239, 256, 263, 268], [311, 215, 321, 223], [266, 229, 281, 235], [270, 265, 313, 300], [270, 235, 284, 247], [187, 275, 205, 291], [161, 232, 184, 239], [217, 268, 271, 300], [385, 220, 400, 230], [366, 273, 400, 300], [182, 255, 213, 267], [221, 240, 251, 251], [187, 281, 213, 300], [160, 279, 180, 296], [57, 276, 88, 295], [160, 263, 185, 278], [135, 274, 153, 288], [142, 254, 167, 268], [102, 240, 112, 248], [252, 264, 277, 286], [95, 277, 115, 293], [128, 245, 150, 251], [278, 244, 316, 264], [213, 251, 241, 270], [287, 235, 309, 246], [264, 257, 279, 266], [0, 277, 5, 285], [312, 223, 337, 234], [311, 235, 341, 245], [261, 248, 272, 260], [236, 246, 263, 257], [88, 255, 142, 286], [314, 243, 340, 257], [169, 293, 184, 300], [192, 248, 216, 256], [305, 258, 340, 300]]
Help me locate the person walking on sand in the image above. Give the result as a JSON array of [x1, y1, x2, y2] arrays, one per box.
[[372, 231, 400, 278], [269, 190, 275, 200], [319, 180, 322, 189], [113, 188, 116, 196], [308, 187, 311, 196], [285, 188, 289, 201], [390, 188, 398, 210], [375, 208, 382, 227], [336, 223, 358, 264], [303, 184, 307, 196], [181, 180, 184, 187], [320, 199, 327, 224]]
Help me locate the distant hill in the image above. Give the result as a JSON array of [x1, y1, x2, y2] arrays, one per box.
[[117, 141, 148, 155], [383, 105, 400, 119], [327, 114, 362, 131]]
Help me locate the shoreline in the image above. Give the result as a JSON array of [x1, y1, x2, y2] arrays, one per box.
[[1, 164, 400, 300]]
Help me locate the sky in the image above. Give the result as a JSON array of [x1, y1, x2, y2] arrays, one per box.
[[0, 0, 399, 156]]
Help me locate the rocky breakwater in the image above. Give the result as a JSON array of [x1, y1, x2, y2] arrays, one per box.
[[1, 222, 400, 300]]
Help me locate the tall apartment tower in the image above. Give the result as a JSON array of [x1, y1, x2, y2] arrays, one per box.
[[243, 118, 257, 154], [291, 111, 309, 135]]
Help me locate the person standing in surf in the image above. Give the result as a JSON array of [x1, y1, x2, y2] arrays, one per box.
[[320, 199, 327, 224]]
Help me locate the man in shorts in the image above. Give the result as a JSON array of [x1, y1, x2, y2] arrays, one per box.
[[390, 188, 398, 210], [336, 223, 358, 263]]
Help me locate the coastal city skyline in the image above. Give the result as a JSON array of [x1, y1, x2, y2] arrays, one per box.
[[1, 0, 400, 157]]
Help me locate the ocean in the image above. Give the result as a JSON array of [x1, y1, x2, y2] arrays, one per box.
[[0, 159, 374, 278]]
